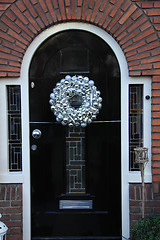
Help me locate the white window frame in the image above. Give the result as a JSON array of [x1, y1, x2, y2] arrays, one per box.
[[0, 22, 152, 240], [128, 78, 152, 182]]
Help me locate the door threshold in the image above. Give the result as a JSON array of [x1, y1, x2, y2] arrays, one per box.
[[32, 236, 122, 240]]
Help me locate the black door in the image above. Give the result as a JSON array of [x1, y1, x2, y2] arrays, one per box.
[[29, 30, 121, 240]]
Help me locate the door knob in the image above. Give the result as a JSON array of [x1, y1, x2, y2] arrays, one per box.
[[32, 129, 42, 139]]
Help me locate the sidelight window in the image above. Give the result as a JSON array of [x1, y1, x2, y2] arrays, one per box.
[[129, 84, 143, 171], [7, 85, 22, 171]]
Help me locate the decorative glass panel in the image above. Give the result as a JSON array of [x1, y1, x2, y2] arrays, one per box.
[[7, 86, 22, 171], [66, 127, 85, 193], [129, 85, 143, 171]]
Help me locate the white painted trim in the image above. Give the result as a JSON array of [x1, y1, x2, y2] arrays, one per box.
[[0, 22, 152, 240]]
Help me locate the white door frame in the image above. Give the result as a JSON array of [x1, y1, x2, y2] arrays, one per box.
[[0, 22, 152, 240]]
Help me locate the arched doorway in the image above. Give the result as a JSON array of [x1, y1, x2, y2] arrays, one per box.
[[29, 29, 121, 239]]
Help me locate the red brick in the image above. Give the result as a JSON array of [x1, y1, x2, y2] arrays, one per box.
[[155, 24, 160, 30], [153, 175, 160, 182], [147, 9, 160, 16], [129, 70, 141, 77], [24, 11, 41, 31], [119, 5, 137, 25], [45, 0, 57, 22], [99, 0, 108, 12], [110, 0, 123, 18], [133, 28, 154, 43], [0, 59, 7, 65], [65, 0, 70, 7], [152, 140, 160, 147], [138, 41, 160, 53], [131, 8, 143, 21], [154, 2, 160, 8], [152, 148, 160, 154], [0, 21, 8, 32], [0, 4, 10, 11], [8, 227, 22, 235], [154, 63, 160, 69], [95, 12, 102, 24], [128, 16, 147, 33], [5, 221, 22, 227], [8, 29, 29, 45], [152, 162, 160, 168], [1, 16, 21, 34], [0, 52, 20, 61], [146, 33, 158, 43], [55, 9, 62, 21], [15, 19, 34, 38], [24, 0, 37, 18], [103, 17, 112, 29], [0, 45, 10, 54], [153, 182, 159, 194], [77, 0, 82, 7], [59, 0, 67, 20], [34, 4, 48, 26], [45, 12, 52, 24], [127, 51, 148, 59], [66, 6, 71, 20], [121, 0, 131, 12], [151, 47, 160, 56], [99, 3, 112, 26], [39, 0, 48, 13], [0, 30, 15, 43], [53, 0, 59, 9], [130, 206, 141, 213], [5, 207, 22, 214], [82, 0, 89, 21], [86, 8, 92, 22], [152, 126, 160, 133], [71, 0, 76, 20], [153, 169, 160, 175], [153, 17, 160, 24], [153, 76, 160, 82], [16, 1, 26, 12], [108, 10, 123, 31], [130, 63, 152, 71], [11, 5, 28, 25], [120, 28, 140, 45], [142, 69, 160, 76], [89, 0, 95, 9], [114, 18, 133, 37], [142, 2, 153, 8], [90, 0, 101, 22], [144, 56, 160, 64], [124, 40, 146, 53], [7, 72, 20, 77]]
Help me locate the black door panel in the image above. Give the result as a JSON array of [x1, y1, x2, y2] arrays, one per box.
[[30, 30, 121, 239]]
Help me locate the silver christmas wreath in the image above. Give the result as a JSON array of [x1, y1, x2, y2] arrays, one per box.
[[49, 75, 102, 127]]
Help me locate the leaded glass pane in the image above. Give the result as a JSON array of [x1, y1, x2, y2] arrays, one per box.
[[66, 127, 85, 193], [7, 86, 22, 171], [129, 84, 143, 171]]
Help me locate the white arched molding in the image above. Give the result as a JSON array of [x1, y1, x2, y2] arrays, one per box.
[[0, 22, 152, 240]]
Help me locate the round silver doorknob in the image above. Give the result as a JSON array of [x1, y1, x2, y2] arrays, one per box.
[[32, 129, 42, 139]]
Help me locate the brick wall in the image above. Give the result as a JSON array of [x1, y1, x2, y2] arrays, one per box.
[[0, 184, 23, 240], [129, 183, 160, 228], [0, 0, 160, 77]]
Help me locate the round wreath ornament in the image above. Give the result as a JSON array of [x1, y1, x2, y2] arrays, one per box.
[[49, 75, 102, 127]]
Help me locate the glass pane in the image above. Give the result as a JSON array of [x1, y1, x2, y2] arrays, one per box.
[[129, 84, 143, 171], [7, 85, 22, 171], [66, 127, 85, 194]]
